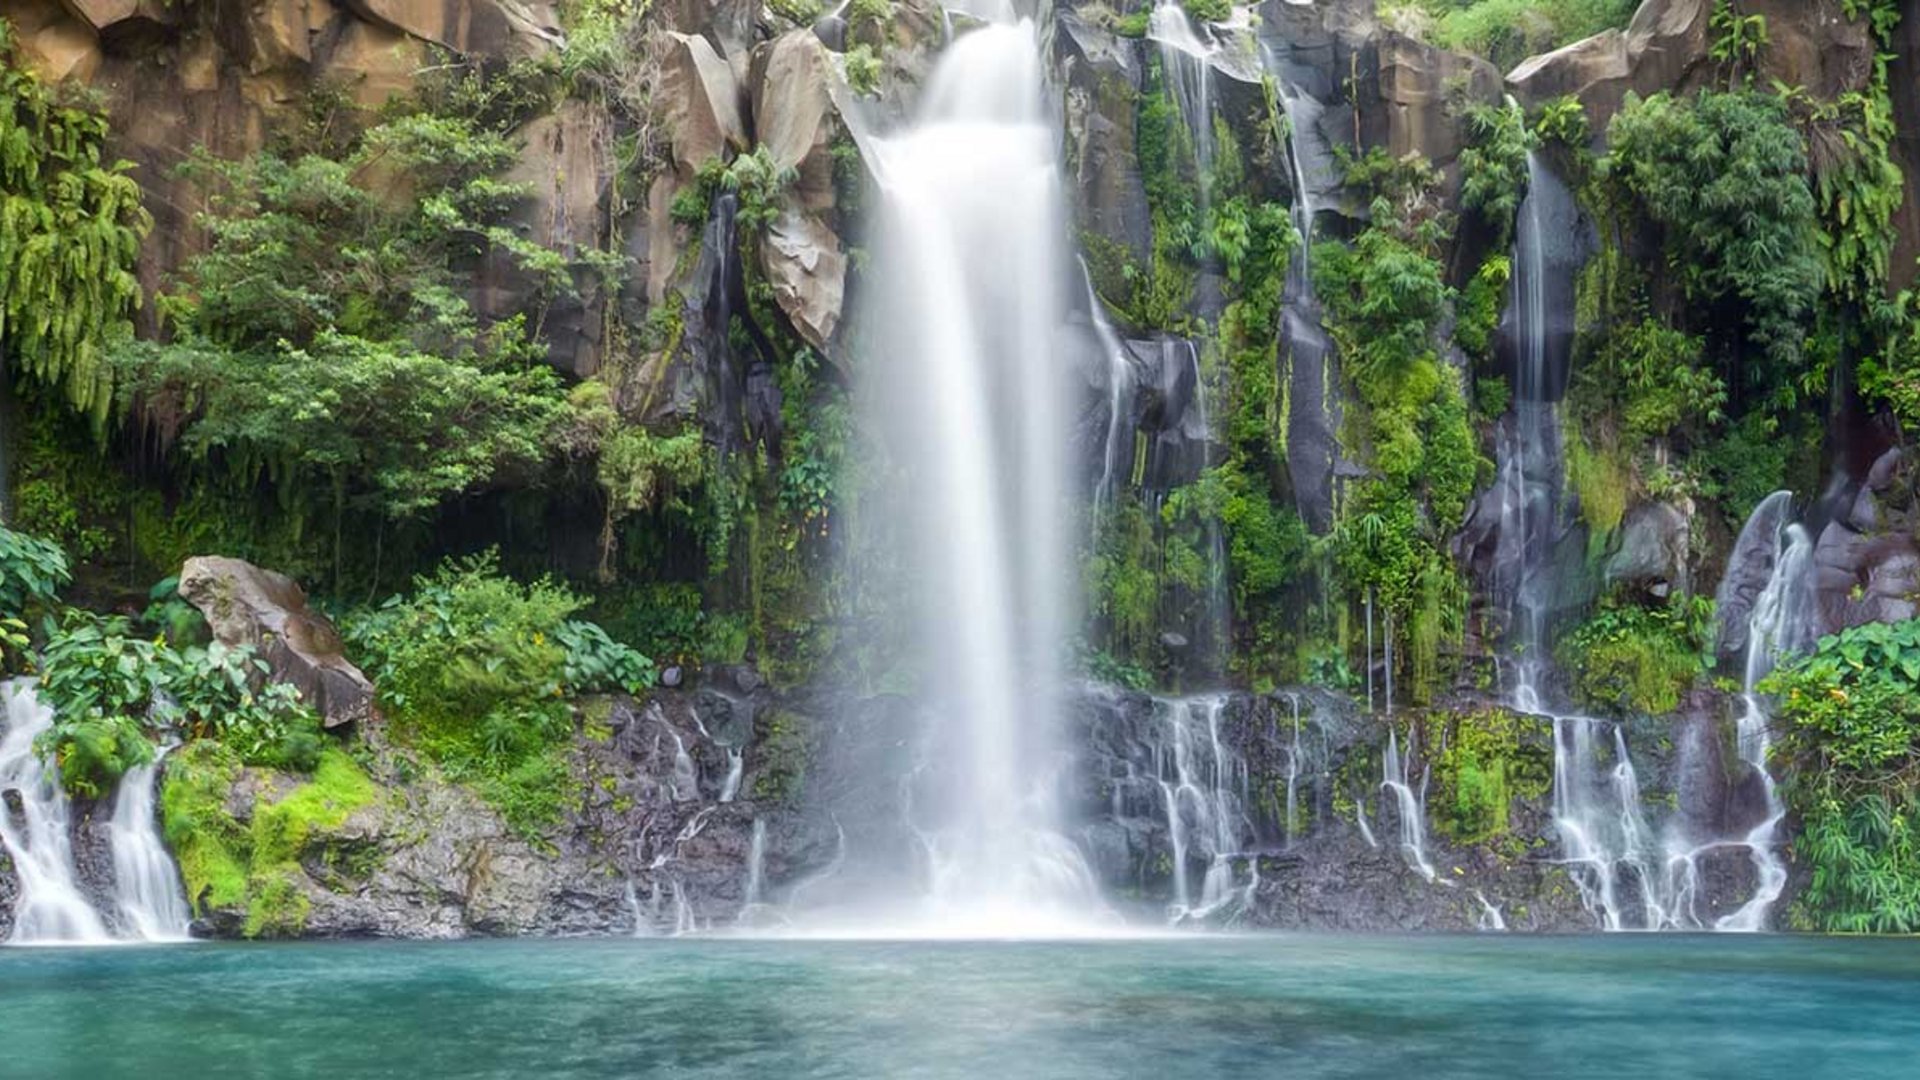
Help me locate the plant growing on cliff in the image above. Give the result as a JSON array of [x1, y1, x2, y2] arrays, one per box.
[[1709, 0, 1769, 86], [1459, 103, 1533, 251], [0, 18, 153, 430], [1762, 618, 1920, 932], [1602, 90, 1822, 405], [0, 525, 70, 619], [1556, 596, 1713, 716], [344, 552, 651, 836]]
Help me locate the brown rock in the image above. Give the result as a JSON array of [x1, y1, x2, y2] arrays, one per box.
[[761, 208, 846, 348], [1377, 30, 1502, 170], [1510, 0, 1875, 136], [178, 556, 377, 729], [658, 30, 748, 180], [339, 0, 560, 58]]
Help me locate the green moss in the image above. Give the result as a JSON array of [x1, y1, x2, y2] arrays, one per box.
[[161, 741, 249, 915], [750, 708, 813, 804], [161, 743, 377, 938], [1557, 598, 1712, 716], [1421, 708, 1552, 846]]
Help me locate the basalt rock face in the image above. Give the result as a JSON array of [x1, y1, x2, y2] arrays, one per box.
[[1509, 0, 1877, 135], [185, 682, 834, 938]]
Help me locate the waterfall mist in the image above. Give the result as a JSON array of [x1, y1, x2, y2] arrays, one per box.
[[828, 17, 1105, 934]]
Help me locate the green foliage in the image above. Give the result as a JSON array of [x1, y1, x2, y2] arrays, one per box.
[[1424, 0, 1637, 73], [1456, 256, 1509, 367], [1763, 618, 1920, 932], [1557, 596, 1713, 716], [161, 740, 376, 937], [1695, 411, 1792, 519], [1458, 104, 1532, 250], [0, 19, 153, 429], [33, 609, 320, 793], [1784, 77, 1906, 299], [1422, 707, 1552, 845], [0, 525, 69, 617], [768, 0, 825, 24], [1602, 91, 1822, 401], [1182, 0, 1231, 22], [344, 553, 643, 837], [1532, 96, 1591, 150], [1708, 0, 1769, 85], [845, 44, 883, 98]]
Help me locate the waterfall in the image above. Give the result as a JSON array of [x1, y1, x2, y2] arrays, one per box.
[[1154, 694, 1255, 922], [1380, 726, 1438, 883], [718, 747, 743, 804], [743, 818, 768, 910], [0, 681, 112, 945], [1504, 149, 1578, 699], [859, 16, 1102, 931], [1182, 340, 1231, 672], [1714, 494, 1814, 931], [1267, 61, 1339, 531], [109, 745, 192, 941], [1147, 4, 1216, 192], [1474, 890, 1508, 931], [1085, 261, 1136, 511]]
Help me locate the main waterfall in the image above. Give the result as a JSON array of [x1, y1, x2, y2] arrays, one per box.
[[853, 11, 1103, 933]]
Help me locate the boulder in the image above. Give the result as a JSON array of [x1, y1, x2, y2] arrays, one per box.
[[1374, 30, 1502, 171], [658, 30, 749, 180], [177, 556, 376, 729], [751, 29, 851, 350], [476, 100, 615, 377], [1605, 500, 1691, 596]]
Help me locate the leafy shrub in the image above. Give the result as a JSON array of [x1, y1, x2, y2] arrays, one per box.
[[1602, 90, 1821, 400], [0, 526, 69, 617], [1427, 0, 1637, 72], [33, 610, 321, 794], [1762, 619, 1920, 931], [344, 552, 650, 836], [1557, 597, 1713, 716]]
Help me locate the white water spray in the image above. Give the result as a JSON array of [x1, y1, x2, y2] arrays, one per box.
[[0, 681, 112, 945], [109, 744, 192, 941], [859, 16, 1102, 932], [1155, 695, 1255, 922]]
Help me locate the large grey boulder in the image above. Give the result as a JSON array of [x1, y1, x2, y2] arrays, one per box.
[[177, 557, 376, 729]]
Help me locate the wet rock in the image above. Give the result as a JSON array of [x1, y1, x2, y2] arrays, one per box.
[[1057, 12, 1152, 276], [178, 556, 376, 729], [1606, 500, 1691, 597]]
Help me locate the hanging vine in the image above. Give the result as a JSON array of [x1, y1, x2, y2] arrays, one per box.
[[0, 19, 152, 430]]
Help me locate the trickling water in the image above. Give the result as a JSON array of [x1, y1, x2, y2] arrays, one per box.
[[1282, 694, 1301, 845], [1154, 695, 1255, 922], [1085, 261, 1136, 511], [1380, 726, 1437, 883], [743, 818, 768, 911], [858, 16, 1102, 931], [1475, 891, 1508, 931], [1183, 341, 1231, 673], [0, 681, 112, 945], [109, 744, 193, 941], [1715, 496, 1814, 931], [718, 748, 743, 804], [1148, 4, 1216, 193]]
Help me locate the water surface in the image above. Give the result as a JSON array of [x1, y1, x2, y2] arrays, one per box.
[[1, 934, 1915, 1078]]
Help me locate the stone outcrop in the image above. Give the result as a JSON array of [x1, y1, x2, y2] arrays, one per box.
[[1510, 0, 1877, 135], [750, 30, 849, 350], [178, 556, 376, 729]]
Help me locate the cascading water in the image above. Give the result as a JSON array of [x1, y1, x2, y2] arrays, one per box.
[[109, 744, 193, 941], [0, 681, 112, 945], [1714, 493, 1815, 931], [857, 12, 1102, 931], [1380, 726, 1438, 883], [1154, 694, 1255, 922], [1147, 4, 1216, 193]]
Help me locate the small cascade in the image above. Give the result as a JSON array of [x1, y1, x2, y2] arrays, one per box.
[[1474, 891, 1508, 931], [1084, 260, 1136, 511], [657, 711, 699, 802], [1715, 497, 1815, 931], [718, 747, 744, 804], [743, 818, 768, 911], [1380, 726, 1437, 883], [1147, 4, 1217, 191], [1267, 60, 1340, 530], [623, 879, 647, 937], [1154, 695, 1255, 922], [109, 744, 193, 941], [1183, 341, 1230, 673], [0, 681, 112, 945], [1282, 694, 1302, 845]]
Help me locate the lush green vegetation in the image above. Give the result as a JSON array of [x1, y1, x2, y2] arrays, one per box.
[[1763, 620, 1920, 932], [1556, 597, 1713, 716], [343, 553, 650, 838], [1387, 0, 1637, 72]]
